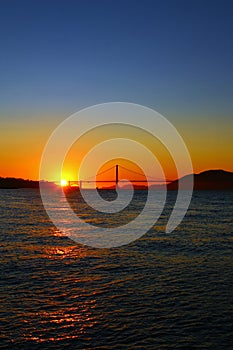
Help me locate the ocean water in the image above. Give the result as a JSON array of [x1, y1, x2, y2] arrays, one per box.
[[0, 189, 232, 349]]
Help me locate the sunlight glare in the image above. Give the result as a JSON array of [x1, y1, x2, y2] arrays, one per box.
[[60, 179, 68, 187]]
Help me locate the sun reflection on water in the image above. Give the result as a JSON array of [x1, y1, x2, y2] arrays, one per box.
[[23, 299, 98, 343], [44, 246, 83, 259]]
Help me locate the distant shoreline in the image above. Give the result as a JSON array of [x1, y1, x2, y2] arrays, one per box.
[[0, 169, 233, 190]]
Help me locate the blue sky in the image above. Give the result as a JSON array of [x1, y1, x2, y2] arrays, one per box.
[[0, 0, 233, 119]]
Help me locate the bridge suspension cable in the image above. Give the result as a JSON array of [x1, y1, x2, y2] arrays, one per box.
[[119, 165, 146, 178], [81, 165, 116, 181], [119, 165, 167, 181], [67, 164, 172, 187]]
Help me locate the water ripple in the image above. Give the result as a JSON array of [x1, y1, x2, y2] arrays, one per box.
[[0, 190, 232, 349]]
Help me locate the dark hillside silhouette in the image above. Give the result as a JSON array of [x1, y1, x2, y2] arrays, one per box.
[[0, 177, 39, 189], [168, 170, 233, 190], [0, 170, 233, 190], [0, 178, 56, 189]]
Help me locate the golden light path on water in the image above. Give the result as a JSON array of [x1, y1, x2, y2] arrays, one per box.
[[1, 189, 233, 348]]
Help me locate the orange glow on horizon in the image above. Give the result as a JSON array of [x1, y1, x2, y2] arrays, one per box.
[[0, 114, 232, 181]]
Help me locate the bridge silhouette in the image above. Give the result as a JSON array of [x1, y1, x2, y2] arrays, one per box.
[[65, 164, 172, 189]]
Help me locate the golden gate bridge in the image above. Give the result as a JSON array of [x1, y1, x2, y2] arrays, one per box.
[[64, 164, 172, 189]]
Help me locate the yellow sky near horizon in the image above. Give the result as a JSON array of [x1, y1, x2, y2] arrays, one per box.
[[0, 113, 232, 181]]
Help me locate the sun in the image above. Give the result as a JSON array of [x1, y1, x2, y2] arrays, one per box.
[[60, 179, 68, 187]]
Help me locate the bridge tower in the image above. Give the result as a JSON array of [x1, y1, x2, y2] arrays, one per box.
[[116, 164, 119, 186]]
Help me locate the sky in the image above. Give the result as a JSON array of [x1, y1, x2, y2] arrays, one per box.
[[0, 0, 233, 181]]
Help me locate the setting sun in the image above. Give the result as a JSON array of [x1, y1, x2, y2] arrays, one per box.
[[60, 179, 68, 187]]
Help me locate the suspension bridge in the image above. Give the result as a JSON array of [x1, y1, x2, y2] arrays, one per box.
[[64, 164, 172, 189]]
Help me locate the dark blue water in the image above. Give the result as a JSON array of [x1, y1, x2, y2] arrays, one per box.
[[0, 190, 232, 349]]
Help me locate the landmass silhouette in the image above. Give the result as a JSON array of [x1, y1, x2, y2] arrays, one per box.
[[0, 170, 233, 190], [0, 178, 55, 189], [167, 170, 233, 190]]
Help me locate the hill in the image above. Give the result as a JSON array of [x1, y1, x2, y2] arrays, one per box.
[[0, 177, 39, 189], [0, 170, 233, 190], [167, 170, 233, 190], [0, 177, 56, 189]]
